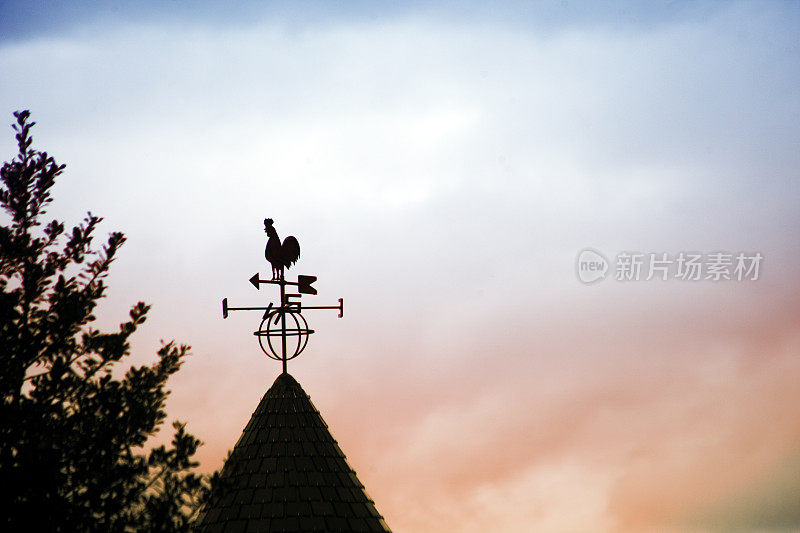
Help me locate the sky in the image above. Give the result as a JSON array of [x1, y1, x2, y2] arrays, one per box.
[[2, 1, 800, 531]]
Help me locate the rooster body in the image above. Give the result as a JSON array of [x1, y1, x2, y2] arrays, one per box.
[[264, 218, 300, 280]]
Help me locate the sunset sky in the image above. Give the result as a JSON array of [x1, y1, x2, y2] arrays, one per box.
[[2, 1, 800, 531]]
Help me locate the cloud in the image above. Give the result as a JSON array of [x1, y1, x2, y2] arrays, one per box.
[[688, 450, 800, 532], [1, 4, 800, 531]]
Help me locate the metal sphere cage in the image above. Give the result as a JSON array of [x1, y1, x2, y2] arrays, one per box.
[[254, 310, 315, 361]]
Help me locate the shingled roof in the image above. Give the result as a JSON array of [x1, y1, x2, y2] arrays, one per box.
[[195, 372, 391, 533]]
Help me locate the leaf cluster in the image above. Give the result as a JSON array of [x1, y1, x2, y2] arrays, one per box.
[[0, 111, 216, 532]]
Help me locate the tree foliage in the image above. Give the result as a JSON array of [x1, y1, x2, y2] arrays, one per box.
[[0, 111, 215, 531]]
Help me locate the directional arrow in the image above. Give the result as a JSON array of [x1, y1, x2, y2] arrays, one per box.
[[248, 272, 316, 292]]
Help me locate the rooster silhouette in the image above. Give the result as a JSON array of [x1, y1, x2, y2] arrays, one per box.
[[264, 218, 300, 280]]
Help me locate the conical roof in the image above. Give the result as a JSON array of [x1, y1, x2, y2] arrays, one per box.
[[195, 372, 391, 533]]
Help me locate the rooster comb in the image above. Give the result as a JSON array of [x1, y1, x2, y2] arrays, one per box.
[[264, 218, 274, 228]]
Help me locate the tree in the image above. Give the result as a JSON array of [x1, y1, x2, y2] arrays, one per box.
[[0, 111, 216, 531]]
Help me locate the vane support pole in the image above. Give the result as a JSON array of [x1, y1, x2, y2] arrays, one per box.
[[280, 280, 287, 373]]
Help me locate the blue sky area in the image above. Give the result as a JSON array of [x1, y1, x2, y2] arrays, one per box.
[[1, 1, 772, 41]]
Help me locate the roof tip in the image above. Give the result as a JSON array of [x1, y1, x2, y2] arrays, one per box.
[[271, 371, 301, 388]]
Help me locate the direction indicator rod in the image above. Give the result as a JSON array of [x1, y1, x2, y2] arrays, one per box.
[[226, 305, 275, 312], [222, 298, 280, 318], [299, 298, 344, 318], [223, 300, 343, 318]]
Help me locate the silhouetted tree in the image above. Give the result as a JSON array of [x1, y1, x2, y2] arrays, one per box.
[[0, 111, 216, 532]]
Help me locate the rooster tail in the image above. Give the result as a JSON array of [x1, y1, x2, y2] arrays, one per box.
[[281, 236, 300, 267]]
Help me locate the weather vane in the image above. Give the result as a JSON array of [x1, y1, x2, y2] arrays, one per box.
[[221, 219, 343, 373]]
